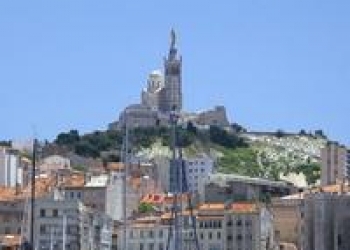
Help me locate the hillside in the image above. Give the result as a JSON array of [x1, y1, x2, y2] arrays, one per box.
[[51, 126, 327, 186]]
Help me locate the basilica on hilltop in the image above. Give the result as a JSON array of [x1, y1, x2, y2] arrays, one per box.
[[109, 30, 230, 130]]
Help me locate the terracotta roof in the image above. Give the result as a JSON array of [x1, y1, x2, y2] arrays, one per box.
[[0, 177, 56, 201], [197, 215, 224, 220], [0, 234, 22, 246], [141, 193, 189, 205], [63, 174, 85, 188], [230, 203, 257, 213], [281, 183, 350, 200], [0, 187, 17, 201], [107, 162, 125, 171], [198, 203, 225, 211], [129, 177, 142, 190], [141, 194, 165, 204]]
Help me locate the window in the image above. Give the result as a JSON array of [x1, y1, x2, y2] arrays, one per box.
[[200, 233, 204, 240], [129, 231, 134, 239], [159, 230, 163, 238], [208, 232, 212, 240], [149, 230, 154, 238], [159, 243, 164, 250], [237, 234, 242, 241], [40, 209, 46, 217], [148, 243, 154, 250], [53, 209, 58, 217], [40, 225, 46, 234], [217, 232, 221, 240], [218, 221, 222, 228], [237, 220, 242, 227], [140, 231, 144, 239]]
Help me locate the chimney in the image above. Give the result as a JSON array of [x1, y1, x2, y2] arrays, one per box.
[[84, 172, 92, 185], [15, 183, 21, 195]]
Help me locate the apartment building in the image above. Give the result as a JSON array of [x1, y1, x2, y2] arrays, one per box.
[[271, 198, 303, 249], [118, 202, 265, 250], [301, 193, 350, 250], [185, 156, 214, 194], [0, 147, 21, 187], [321, 142, 348, 186], [0, 198, 23, 235], [202, 173, 295, 203], [33, 191, 113, 250]]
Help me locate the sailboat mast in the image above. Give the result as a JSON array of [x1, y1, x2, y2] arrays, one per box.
[[62, 214, 66, 250], [50, 227, 54, 250], [30, 138, 37, 248], [123, 114, 129, 250]]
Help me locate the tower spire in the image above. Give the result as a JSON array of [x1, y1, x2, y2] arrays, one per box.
[[169, 29, 177, 60], [170, 28, 176, 50]]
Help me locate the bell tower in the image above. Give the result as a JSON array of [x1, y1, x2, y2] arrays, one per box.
[[162, 29, 182, 112]]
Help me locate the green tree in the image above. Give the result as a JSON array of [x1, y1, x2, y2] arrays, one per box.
[[138, 203, 154, 213], [295, 163, 321, 185], [55, 130, 80, 145]]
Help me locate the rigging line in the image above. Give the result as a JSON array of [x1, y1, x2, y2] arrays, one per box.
[[179, 148, 200, 250], [165, 198, 176, 250]]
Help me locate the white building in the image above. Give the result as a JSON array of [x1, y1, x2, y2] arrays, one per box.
[[106, 171, 139, 222], [185, 156, 214, 194], [0, 147, 21, 187], [141, 70, 164, 111], [39, 155, 71, 175], [33, 191, 113, 250]]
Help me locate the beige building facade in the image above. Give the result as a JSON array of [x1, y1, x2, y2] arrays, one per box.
[[321, 142, 348, 186]]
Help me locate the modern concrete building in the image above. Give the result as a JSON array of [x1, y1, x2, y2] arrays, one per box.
[[0, 147, 21, 188], [321, 142, 348, 186], [185, 155, 214, 194], [301, 193, 350, 250], [201, 173, 296, 203]]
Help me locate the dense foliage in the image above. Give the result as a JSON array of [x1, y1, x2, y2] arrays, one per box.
[[53, 125, 247, 159], [217, 147, 263, 178], [138, 202, 154, 213], [295, 162, 321, 185]]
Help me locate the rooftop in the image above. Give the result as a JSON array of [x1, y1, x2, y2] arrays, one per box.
[[208, 173, 289, 187], [0, 234, 22, 247], [198, 203, 225, 211], [230, 203, 258, 213]]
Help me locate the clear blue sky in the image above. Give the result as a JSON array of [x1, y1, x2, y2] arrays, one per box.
[[0, 1, 349, 145]]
